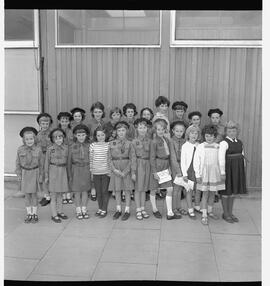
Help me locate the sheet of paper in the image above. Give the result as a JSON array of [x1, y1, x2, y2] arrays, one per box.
[[173, 176, 194, 191], [156, 169, 172, 184]]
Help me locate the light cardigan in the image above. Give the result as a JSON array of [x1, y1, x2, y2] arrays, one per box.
[[193, 142, 220, 179], [180, 141, 199, 177], [218, 136, 245, 175]]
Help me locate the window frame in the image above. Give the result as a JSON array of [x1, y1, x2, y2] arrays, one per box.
[[54, 10, 162, 48], [4, 10, 39, 49], [170, 10, 262, 48]]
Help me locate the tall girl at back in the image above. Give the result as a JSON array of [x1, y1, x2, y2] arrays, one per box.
[[68, 124, 91, 220]]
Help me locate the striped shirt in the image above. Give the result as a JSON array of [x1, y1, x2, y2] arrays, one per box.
[[89, 142, 110, 175]]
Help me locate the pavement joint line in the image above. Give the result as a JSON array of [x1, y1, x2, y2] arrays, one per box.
[[5, 256, 39, 262], [244, 204, 261, 235], [94, 261, 158, 266], [159, 239, 212, 244], [25, 213, 74, 280], [27, 272, 90, 279], [89, 218, 117, 281], [209, 232, 261, 237]]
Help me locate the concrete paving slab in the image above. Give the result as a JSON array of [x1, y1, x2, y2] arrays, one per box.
[[92, 262, 157, 280], [32, 235, 106, 277], [100, 229, 159, 265], [114, 215, 162, 230], [208, 208, 259, 235], [27, 273, 90, 281], [5, 224, 62, 259], [5, 257, 39, 280], [61, 216, 116, 238], [212, 233, 261, 273], [160, 217, 212, 243], [219, 271, 261, 282], [5, 197, 25, 210], [156, 240, 219, 281], [4, 209, 25, 236]]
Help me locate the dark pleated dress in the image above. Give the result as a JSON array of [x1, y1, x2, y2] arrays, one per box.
[[219, 138, 247, 196]]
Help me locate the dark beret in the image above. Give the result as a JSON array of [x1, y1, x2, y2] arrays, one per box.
[[49, 128, 66, 143], [36, 113, 53, 124], [134, 118, 152, 127], [172, 101, 188, 111], [114, 121, 130, 130], [188, 111, 202, 120], [72, 124, 90, 135], [19, 126, 38, 137], [208, 108, 223, 117], [170, 120, 186, 130], [70, 107, 86, 115], [57, 112, 72, 121]]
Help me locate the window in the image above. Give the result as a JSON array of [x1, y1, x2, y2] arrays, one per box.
[[56, 10, 161, 47], [171, 10, 262, 47], [5, 9, 39, 47]]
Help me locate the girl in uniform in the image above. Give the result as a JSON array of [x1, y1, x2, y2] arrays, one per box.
[[193, 125, 224, 225], [108, 121, 134, 221], [90, 126, 111, 218], [170, 121, 188, 217], [149, 118, 180, 220], [57, 111, 74, 204], [15, 127, 43, 223], [181, 125, 201, 220], [88, 101, 107, 201], [218, 121, 247, 223], [68, 124, 91, 220], [70, 107, 86, 131], [36, 113, 53, 207], [131, 118, 152, 220], [45, 128, 69, 223]]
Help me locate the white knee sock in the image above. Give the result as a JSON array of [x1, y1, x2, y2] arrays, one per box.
[[116, 205, 121, 212], [201, 209, 207, 217], [76, 207, 81, 213], [82, 206, 87, 213], [26, 207, 31, 214], [32, 206, 37, 215], [208, 205, 213, 213], [150, 194, 158, 212], [165, 195, 174, 216]]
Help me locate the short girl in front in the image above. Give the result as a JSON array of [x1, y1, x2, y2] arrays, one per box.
[[36, 113, 53, 207], [57, 111, 74, 204], [108, 121, 134, 221], [15, 127, 43, 223], [193, 125, 224, 225], [68, 124, 91, 220], [131, 118, 152, 220], [170, 120, 187, 217], [122, 103, 137, 140], [70, 107, 86, 130], [90, 126, 111, 218], [181, 125, 200, 219], [218, 121, 247, 223], [149, 118, 180, 220], [45, 128, 69, 223]]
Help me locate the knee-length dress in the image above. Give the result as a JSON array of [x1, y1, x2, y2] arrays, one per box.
[[44, 144, 69, 193], [219, 137, 247, 196], [108, 138, 134, 191], [193, 142, 225, 192], [68, 142, 91, 192], [15, 145, 43, 194], [149, 136, 173, 190], [131, 136, 151, 192]]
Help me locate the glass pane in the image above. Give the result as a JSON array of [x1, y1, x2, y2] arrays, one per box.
[[5, 9, 34, 41], [57, 10, 160, 45], [175, 10, 262, 40]]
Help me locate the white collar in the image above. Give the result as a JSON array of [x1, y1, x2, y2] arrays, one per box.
[[226, 136, 237, 142]]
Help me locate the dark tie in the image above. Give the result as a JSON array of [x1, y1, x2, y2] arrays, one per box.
[[79, 143, 84, 159], [191, 146, 196, 164], [120, 140, 125, 154], [26, 147, 33, 165]]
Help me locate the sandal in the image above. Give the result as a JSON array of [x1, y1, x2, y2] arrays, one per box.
[[188, 211, 196, 220], [67, 198, 73, 204], [178, 208, 188, 216], [57, 213, 68, 220], [51, 216, 61, 223], [201, 216, 208, 225], [91, 194, 97, 201], [99, 211, 107, 218], [136, 211, 143, 220], [141, 210, 150, 219], [62, 199, 68, 204], [76, 212, 83, 220], [24, 214, 32, 223], [208, 212, 219, 220], [95, 210, 102, 217], [82, 212, 90, 219]]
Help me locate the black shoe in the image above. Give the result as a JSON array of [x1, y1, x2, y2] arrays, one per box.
[[156, 193, 163, 200], [146, 192, 150, 201], [231, 214, 239, 222], [214, 194, 219, 203], [91, 194, 97, 201], [24, 214, 32, 223], [113, 211, 122, 220], [121, 212, 130, 221], [57, 213, 68, 220], [131, 194, 134, 201], [95, 211, 101, 217], [51, 216, 61, 223], [167, 213, 182, 220], [99, 211, 107, 218], [32, 214, 39, 223], [153, 210, 162, 219], [222, 213, 234, 223], [40, 197, 50, 206]]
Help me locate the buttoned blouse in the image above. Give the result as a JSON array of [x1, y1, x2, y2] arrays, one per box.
[[180, 141, 200, 177], [36, 129, 52, 153], [131, 136, 151, 173]]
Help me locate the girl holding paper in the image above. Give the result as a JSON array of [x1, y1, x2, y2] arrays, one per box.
[[180, 125, 201, 220], [149, 118, 181, 220]]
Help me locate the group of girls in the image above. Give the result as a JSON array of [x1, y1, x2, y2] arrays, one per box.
[[15, 96, 247, 225]]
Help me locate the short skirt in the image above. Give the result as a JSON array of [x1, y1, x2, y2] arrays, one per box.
[[48, 165, 69, 193], [134, 158, 151, 192]]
